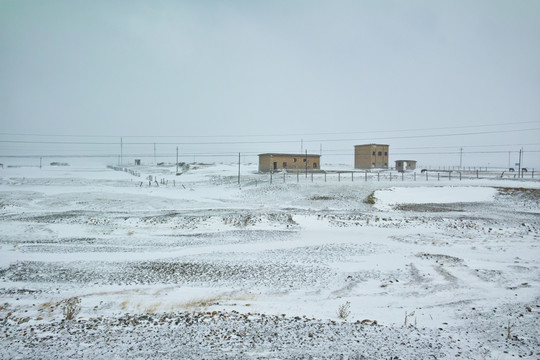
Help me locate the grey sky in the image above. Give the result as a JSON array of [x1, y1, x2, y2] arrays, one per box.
[[1, 1, 539, 167]]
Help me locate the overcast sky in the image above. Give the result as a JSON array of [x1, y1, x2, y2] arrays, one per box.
[[1, 1, 539, 167]]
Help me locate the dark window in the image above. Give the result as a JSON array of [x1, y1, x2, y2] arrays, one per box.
[[303, 158, 307, 162], [384, 152, 387, 156], [378, 151, 382, 156], [283, 162, 287, 168], [313, 162, 318, 169], [293, 158, 297, 162], [273, 162, 277, 170], [384, 163, 387, 166], [372, 163, 375, 167], [372, 151, 376, 156]]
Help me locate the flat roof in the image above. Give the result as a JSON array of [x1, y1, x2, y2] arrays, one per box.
[[395, 160, 417, 162], [354, 144, 389, 147], [258, 153, 321, 157]]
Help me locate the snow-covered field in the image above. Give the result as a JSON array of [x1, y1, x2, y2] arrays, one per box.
[[1, 160, 539, 359]]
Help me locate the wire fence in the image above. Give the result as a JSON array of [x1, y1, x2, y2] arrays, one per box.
[[258, 169, 536, 185]]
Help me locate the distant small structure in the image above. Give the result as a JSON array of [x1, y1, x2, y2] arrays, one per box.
[[354, 144, 389, 169], [134, 159, 141, 166], [395, 160, 417, 172], [50, 162, 69, 166], [258, 153, 321, 172]]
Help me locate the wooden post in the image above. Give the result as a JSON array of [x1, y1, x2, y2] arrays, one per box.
[[324, 172, 326, 182], [338, 173, 341, 182], [449, 172, 452, 181], [438, 173, 440, 181], [270, 173, 273, 184], [297, 171, 299, 183], [283, 172, 286, 183], [351, 172, 354, 182], [365, 171, 367, 182], [311, 172, 313, 182], [402, 172, 404, 181], [414, 172, 416, 181]]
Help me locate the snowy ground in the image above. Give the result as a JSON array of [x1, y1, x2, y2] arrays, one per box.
[[1, 160, 539, 359]]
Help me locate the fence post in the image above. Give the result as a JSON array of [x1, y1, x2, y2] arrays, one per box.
[[402, 172, 404, 181], [426, 171, 428, 181], [283, 172, 286, 183], [324, 172, 326, 182], [414, 172, 416, 181], [270, 173, 273, 184], [449, 172, 452, 181], [311, 172, 313, 182], [476, 170, 479, 179], [297, 171, 299, 183], [378, 172, 380, 182], [460, 172, 462, 181], [365, 171, 367, 182], [352, 172, 354, 182], [438, 173, 440, 181], [338, 173, 341, 182]]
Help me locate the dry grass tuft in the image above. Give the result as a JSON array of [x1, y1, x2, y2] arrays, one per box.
[[337, 301, 351, 319], [60, 296, 81, 320]]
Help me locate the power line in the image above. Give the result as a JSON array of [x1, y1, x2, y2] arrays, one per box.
[[1, 120, 538, 139], [3, 149, 538, 159], [1, 127, 539, 146], [321, 143, 540, 152]]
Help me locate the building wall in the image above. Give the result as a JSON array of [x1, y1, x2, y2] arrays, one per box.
[[258, 154, 321, 172], [354, 144, 389, 169]]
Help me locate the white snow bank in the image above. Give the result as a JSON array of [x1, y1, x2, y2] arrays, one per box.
[[374, 186, 497, 210]]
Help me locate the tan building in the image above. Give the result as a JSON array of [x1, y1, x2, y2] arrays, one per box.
[[395, 160, 417, 172], [258, 153, 321, 172], [354, 144, 389, 169]]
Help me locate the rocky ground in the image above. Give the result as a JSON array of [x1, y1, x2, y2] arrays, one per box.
[[2, 305, 539, 359]]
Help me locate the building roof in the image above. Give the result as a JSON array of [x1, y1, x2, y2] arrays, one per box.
[[354, 144, 389, 147], [258, 153, 321, 157], [395, 160, 417, 162]]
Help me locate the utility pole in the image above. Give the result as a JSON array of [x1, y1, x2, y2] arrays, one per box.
[[518, 148, 522, 177], [238, 152, 241, 185], [521, 148, 524, 178], [176, 146, 179, 174], [120, 137, 123, 166], [459, 147, 463, 169], [305, 149, 308, 178]]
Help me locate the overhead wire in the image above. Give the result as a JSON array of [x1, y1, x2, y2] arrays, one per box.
[[0, 120, 538, 138]]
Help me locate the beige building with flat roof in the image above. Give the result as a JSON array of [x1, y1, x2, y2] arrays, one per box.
[[258, 153, 321, 172], [354, 144, 389, 169]]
